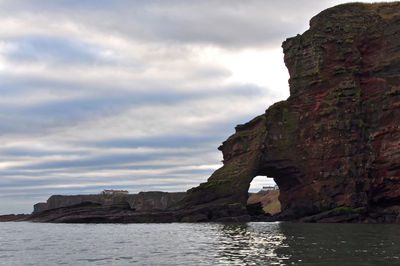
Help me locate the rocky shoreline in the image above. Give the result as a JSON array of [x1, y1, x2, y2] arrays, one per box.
[[0, 191, 272, 223], [1, 190, 399, 224], [2, 205, 399, 224]]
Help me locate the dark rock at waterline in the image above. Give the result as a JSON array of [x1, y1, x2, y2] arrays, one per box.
[[0, 214, 30, 222], [24, 196, 249, 223], [246, 202, 265, 216]]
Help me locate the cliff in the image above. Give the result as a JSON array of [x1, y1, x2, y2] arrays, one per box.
[[180, 2, 400, 223], [33, 192, 186, 213], [28, 192, 186, 223]]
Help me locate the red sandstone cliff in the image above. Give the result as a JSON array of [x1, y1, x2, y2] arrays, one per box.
[[181, 2, 400, 223]]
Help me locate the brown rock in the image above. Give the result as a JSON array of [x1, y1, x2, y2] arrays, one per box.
[[180, 214, 209, 223], [0, 214, 30, 222]]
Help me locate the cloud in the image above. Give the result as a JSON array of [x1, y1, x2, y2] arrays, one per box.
[[0, 0, 337, 48], [7, 150, 192, 171], [0, 74, 266, 135], [2, 35, 112, 64], [0, 146, 83, 157], [78, 135, 220, 149]]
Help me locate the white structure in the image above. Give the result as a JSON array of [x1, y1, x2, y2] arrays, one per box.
[[261, 185, 279, 191], [102, 189, 129, 195]]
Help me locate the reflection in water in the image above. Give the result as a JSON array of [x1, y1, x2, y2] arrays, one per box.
[[212, 222, 400, 265], [276, 223, 400, 266], [215, 222, 288, 265]]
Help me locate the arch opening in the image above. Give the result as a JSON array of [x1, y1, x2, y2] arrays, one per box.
[[247, 176, 281, 216]]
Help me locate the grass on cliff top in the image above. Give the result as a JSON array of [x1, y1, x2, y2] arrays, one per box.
[[321, 2, 400, 20]]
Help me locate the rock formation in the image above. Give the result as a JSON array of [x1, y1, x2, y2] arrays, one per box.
[[33, 192, 186, 213], [26, 192, 186, 223], [179, 2, 400, 223], [0, 214, 30, 222]]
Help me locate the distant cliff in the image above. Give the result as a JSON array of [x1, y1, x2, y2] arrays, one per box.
[[33, 192, 186, 213], [26, 192, 186, 223], [181, 2, 400, 223]]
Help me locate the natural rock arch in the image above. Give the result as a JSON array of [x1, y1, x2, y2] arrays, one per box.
[[180, 105, 303, 219]]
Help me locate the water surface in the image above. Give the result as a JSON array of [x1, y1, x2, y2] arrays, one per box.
[[0, 222, 399, 265]]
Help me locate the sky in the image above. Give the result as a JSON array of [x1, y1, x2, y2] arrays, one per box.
[[0, 0, 391, 214]]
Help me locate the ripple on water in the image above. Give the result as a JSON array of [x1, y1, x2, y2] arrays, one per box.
[[0, 222, 399, 265]]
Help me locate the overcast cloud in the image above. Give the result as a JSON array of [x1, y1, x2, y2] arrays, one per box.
[[0, 0, 390, 213]]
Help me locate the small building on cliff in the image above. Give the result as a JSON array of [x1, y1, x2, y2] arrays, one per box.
[[261, 185, 279, 191], [102, 189, 129, 195]]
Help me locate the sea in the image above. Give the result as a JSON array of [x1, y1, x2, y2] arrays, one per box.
[[0, 222, 399, 265]]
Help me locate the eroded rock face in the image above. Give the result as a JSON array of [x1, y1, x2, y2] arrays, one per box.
[[181, 2, 400, 221], [26, 192, 188, 223]]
